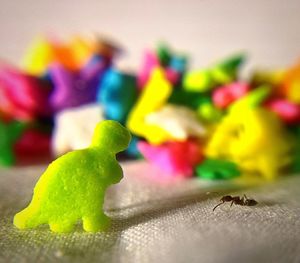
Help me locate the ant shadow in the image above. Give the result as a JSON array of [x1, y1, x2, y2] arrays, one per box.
[[256, 200, 284, 207], [108, 184, 253, 232]]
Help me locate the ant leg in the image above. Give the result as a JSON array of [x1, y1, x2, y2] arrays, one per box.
[[213, 202, 224, 211], [230, 200, 234, 207], [243, 195, 248, 205]]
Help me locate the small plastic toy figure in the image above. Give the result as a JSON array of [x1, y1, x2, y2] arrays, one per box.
[[126, 67, 173, 145], [183, 54, 245, 92], [0, 120, 25, 166], [49, 55, 106, 113], [22, 36, 95, 75], [281, 60, 300, 103], [212, 82, 249, 109], [138, 139, 203, 176], [14, 120, 131, 233], [137, 50, 159, 89], [196, 159, 240, 180], [145, 104, 206, 140], [52, 103, 105, 156], [0, 65, 52, 121], [205, 102, 293, 180], [97, 68, 137, 124]]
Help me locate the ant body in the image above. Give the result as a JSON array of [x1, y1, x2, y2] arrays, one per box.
[[213, 194, 257, 211]]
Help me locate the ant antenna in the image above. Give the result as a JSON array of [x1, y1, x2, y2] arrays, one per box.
[[213, 202, 223, 211]]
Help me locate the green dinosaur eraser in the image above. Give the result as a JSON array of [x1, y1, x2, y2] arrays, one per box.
[[14, 120, 131, 233]]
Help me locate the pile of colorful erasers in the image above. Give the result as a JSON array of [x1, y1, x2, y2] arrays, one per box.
[[1, 35, 300, 180]]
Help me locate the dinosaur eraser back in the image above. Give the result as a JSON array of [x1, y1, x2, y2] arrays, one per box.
[[14, 120, 131, 233]]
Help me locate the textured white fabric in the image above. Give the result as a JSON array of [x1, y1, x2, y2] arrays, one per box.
[[0, 161, 299, 263]]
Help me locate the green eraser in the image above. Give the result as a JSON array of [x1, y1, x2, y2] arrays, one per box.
[[196, 159, 240, 180], [14, 120, 131, 233]]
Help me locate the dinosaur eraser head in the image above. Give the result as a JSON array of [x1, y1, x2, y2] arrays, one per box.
[[91, 120, 132, 153]]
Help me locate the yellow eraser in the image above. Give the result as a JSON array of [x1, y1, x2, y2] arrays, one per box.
[[205, 106, 293, 180], [126, 67, 173, 145], [21, 36, 54, 76]]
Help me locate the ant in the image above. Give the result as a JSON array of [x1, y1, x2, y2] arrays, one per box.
[[213, 194, 258, 211]]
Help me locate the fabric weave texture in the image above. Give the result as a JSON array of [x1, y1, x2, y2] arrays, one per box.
[[0, 161, 299, 263]]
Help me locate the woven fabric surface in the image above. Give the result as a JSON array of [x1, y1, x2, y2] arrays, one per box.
[[0, 161, 299, 263]]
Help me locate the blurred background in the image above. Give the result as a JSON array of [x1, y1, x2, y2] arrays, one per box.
[[0, 0, 300, 71], [0, 0, 300, 176]]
